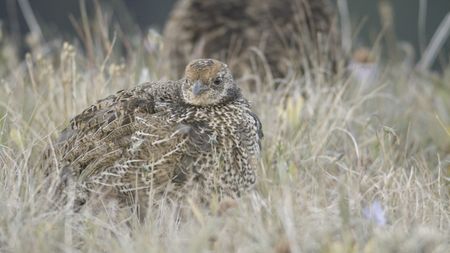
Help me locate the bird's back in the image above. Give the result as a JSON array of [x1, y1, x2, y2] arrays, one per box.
[[57, 81, 179, 166]]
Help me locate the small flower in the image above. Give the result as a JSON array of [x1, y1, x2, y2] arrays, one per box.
[[363, 200, 386, 226]]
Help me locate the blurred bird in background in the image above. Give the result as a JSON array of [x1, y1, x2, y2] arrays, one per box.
[[163, 0, 342, 83]]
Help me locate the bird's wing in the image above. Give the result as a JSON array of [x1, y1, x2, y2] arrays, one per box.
[[56, 81, 181, 172]]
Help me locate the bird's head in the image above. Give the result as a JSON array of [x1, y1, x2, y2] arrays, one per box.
[[182, 59, 240, 106]]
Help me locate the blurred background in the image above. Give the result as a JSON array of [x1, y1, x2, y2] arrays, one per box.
[[0, 0, 449, 68]]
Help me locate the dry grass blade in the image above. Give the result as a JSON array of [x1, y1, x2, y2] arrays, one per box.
[[417, 13, 450, 71], [0, 2, 449, 253]]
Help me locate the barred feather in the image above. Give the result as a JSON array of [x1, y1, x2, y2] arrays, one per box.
[[49, 59, 263, 210]]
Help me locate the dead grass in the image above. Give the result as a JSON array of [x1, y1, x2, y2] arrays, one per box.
[[0, 5, 449, 253]]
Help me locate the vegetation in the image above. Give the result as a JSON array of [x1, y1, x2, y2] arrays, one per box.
[[0, 3, 449, 253]]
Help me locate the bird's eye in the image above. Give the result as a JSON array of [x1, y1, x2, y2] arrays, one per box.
[[213, 78, 222, 85]]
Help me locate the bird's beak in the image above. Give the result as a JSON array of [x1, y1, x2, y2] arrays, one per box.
[[192, 80, 208, 96]]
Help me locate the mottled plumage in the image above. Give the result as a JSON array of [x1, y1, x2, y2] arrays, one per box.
[[163, 0, 340, 78], [53, 59, 263, 209]]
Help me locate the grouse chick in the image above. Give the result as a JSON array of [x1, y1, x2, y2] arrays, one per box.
[[55, 59, 263, 209]]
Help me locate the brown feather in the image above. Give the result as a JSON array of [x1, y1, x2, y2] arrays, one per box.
[[49, 59, 263, 210]]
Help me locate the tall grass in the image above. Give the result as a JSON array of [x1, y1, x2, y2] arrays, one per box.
[[0, 3, 449, 253]]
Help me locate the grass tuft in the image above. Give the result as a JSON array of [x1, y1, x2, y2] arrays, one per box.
[[0, 4, 449, 252]]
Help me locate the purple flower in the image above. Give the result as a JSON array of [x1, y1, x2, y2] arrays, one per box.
[[363, 201, 386, 226]]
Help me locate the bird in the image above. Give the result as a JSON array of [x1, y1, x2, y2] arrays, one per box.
[[51, 59, 263, 211], [163, 0, 341, 80]]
